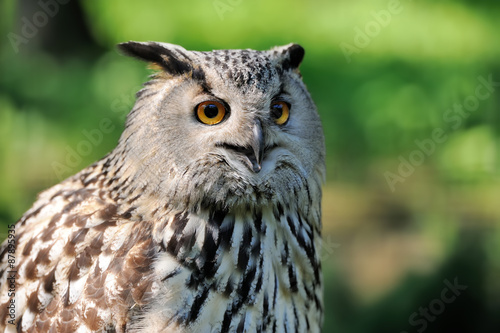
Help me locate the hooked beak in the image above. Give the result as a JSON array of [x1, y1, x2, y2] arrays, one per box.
[[248, 120, 264, 172], [220, 120, 265, 173]]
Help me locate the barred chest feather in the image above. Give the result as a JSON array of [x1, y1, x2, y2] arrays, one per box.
[[139, 205, 323, 333]]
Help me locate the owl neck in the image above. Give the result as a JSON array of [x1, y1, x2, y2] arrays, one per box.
[[93, 143, 323, 225]]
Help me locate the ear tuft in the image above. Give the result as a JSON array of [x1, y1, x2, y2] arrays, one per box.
[[271, 43, 305, 71], [118, 41, 192, 76], [286, 44, 305, 69]]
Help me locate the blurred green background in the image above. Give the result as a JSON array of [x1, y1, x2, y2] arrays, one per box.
[[1, 0, 499, 331]]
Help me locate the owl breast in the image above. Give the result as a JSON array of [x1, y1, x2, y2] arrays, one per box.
[[136, 204, 322, 333]]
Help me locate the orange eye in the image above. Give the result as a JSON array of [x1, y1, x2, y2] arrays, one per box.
[[271, 101, 290, 125], [196, 101, 226, 125]]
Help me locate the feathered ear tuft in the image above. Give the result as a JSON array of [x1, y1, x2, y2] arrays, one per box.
[[118, 41, 193, 76], [270, 43, 305, 71]]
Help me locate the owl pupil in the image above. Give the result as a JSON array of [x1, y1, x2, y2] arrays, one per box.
[[204, 104, 219, 118], [271, 104, 283, 118]]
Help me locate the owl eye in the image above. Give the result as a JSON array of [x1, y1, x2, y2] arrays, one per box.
[[270, 101, 290, 125], [196, 101, 226, 125]]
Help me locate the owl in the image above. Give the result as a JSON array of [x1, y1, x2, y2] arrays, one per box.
[[0, 41, 325, 332]]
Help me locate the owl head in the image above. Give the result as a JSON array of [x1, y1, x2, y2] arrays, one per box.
[[113, 41, 325, 212]]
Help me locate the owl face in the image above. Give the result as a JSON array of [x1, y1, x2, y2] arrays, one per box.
[[116, 42, 325, 209]]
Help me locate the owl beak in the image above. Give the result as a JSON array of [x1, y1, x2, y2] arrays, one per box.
[[248, 120, 265, 173], [220, 121, 264, 173]]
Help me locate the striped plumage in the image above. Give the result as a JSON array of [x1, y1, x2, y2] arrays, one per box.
[[0, 42, 325, 332]]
